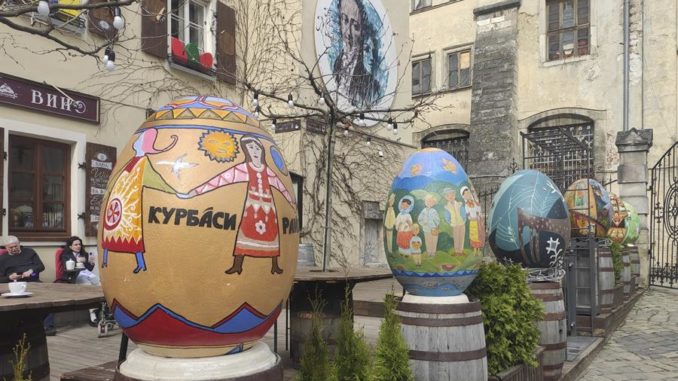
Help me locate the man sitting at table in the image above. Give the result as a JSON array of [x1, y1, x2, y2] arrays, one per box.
[[0, 236, 44, 283]]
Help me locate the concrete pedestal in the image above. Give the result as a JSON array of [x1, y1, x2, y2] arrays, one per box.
[[116, 342, 282, 381]]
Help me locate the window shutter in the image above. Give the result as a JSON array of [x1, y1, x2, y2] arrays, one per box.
[[85, 143, 117, 237], [141, 0, 168, 59], [88, 0, 117, 39], [216, 2, 236, 84]]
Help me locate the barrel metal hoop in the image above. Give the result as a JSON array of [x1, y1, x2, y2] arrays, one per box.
[[543, 311, 566, 321], [533, 294, 563, 302], [400, 315, 483, 327], [397, 301, 481, 314], [409, 347, 487, 362]]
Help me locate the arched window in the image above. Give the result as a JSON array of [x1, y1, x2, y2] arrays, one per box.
[[421, 129, 469, 167], [523, 114, 594, 190]]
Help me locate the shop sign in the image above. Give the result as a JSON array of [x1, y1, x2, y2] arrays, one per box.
[[0, 72, 100, 124]]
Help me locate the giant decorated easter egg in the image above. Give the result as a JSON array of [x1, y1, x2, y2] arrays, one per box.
[[607, 193, 628, 244], [622, 201, 640, 244], [383, 148, 483, 296], [488, 170, 570, 268], [98, 96, 299, 358], [564, 178, 613, 238]]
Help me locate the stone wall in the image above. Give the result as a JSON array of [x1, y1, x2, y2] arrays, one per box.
[[467, 0, 521, 185]]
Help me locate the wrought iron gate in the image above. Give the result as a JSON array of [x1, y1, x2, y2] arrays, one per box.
[[649, 142, 678, 288]]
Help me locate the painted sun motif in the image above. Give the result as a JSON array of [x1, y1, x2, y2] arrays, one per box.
[[410, 164, 422, 176], [199, 131, 239, 162], [442, 158, 457, 174]]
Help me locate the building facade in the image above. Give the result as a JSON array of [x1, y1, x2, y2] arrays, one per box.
[[0, 0, 417, 278], [410, 0, 676, 284]]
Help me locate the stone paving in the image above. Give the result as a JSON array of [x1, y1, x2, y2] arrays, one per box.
[[577, 287, 678, 380]]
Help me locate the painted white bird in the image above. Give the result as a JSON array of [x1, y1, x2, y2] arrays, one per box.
[[157, 153, 198, 180]]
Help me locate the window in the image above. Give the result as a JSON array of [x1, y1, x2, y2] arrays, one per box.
[[447, 49, 472, 90], [547, 0, 590, 61], [9, 136, 70, 237], [142, 0, 235, 83], [411, 0, 431, 11], [171, 0, 207, 53], [523, 122, 594, 191], [422, 130, 469, 167], [412, 57, 432, 96]]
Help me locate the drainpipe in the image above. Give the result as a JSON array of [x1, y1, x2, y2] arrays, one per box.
[[623, 0, 630, 131]]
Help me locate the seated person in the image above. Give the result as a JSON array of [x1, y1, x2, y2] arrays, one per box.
[[0, 235, 44, 283], [60, 236, 100, 326], [60, 236, 99, 285]]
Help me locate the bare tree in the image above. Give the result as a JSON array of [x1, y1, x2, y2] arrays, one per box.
[[0, 0, 137, 58], [237, 0, 441, 270]]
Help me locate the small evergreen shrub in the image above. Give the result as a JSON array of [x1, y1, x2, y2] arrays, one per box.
[[297, 296, 333, 381], [372, 293, 413, 381], [466, 262, 544, 375], [610, 242, 624, 283], [334, 287, 372, 381]]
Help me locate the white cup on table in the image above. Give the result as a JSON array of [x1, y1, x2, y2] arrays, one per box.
[[8, 281, 27, 294]]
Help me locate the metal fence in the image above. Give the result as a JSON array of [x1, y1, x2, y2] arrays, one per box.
[[649, 142, 678, 288]]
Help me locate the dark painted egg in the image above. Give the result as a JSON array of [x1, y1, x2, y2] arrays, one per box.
[[488, 170, 570, 268]]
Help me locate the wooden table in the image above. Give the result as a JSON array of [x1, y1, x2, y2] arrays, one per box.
[[289, 267, 393, 363], [0, 283, 104, 381]]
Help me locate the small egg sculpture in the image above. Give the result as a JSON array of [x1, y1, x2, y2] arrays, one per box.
[[564, 178, 613, 238], [384, 148, 483, 296], [488, 170, 570, 268], [622, 201, 641, 245], [607, 193, 628, 244], [98, 96, 299, 358]]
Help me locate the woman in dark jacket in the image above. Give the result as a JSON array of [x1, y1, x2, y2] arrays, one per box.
[[60, 236, 100, 325]]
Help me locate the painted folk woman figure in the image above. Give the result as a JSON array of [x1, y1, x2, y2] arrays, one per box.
[[180, 135, 295, 275], [102, 128, 178, 273], [462, 186, 484, 256], [395, 196, 415, 256]]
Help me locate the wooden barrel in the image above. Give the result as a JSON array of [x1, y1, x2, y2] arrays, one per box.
[[529, 282, 567, 381], [628, 246, 641, 279], [289, 310, 340, 363], [0, 318, 49, 381], [622, 252, 631, 297], [397, 300, 487, 381], [598, 247, 615, 313]]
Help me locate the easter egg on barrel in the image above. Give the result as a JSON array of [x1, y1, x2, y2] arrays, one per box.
[[488, 170, 570, 268], [607, 193, 628, 244], [98, 96, 299, 358], [564, 178, 613, 238], [622, 201, 640, 245], [383, 148, 483, 296]]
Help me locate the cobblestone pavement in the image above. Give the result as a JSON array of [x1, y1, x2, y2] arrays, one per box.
[[577, 287, 678, 380]]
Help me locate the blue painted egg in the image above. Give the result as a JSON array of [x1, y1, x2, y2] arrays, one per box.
[[383, 148, 483, 296], [488, 170, 570, 268]]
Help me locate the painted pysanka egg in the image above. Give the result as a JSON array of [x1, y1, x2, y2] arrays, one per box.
[[384, 148, 483, 296], [607, 193, 628, 244], [97, 96, 299, 358], [622, 201, 640, 244], [564, 178, 613, 238], [488, 170, 570, 268]]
